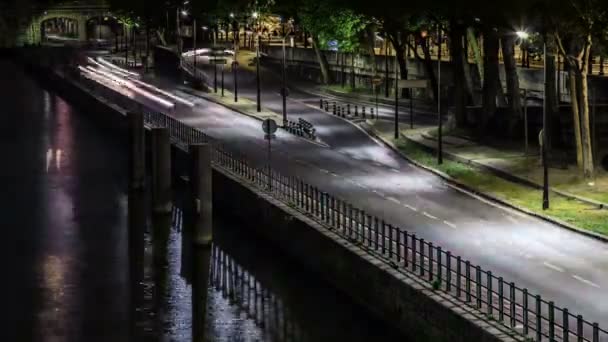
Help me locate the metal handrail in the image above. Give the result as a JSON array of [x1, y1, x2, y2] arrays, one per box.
[[74, 71, 607, 342]]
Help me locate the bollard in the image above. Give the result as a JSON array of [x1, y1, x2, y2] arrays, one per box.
[[563, 310, 570, 342], [371, 107, 374, 118], [362, 106, 366, 117], [151, 128, 172, 215], [190, 144, 213, 246], [355, 105, 359, 116], [128, 112, 145, 191], [333, 104, 337, 115], [325, 100, 329, 111], [347, 103, 351, 114], [319, 99, 323, 108]]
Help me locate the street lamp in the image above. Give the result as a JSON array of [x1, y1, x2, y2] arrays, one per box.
[[542, 41, 549, 210], [516, 31, 530, 68]]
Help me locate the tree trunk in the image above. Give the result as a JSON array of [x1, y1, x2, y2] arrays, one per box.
[[579, 39, 594, 177], [481, 27, 500, 135], [449, 20, 468, 127], [544, 34, 559, 152], [501, 32, 522, 133], [420, 38, 439, 102], [395, 46, 409, 97], [312, 35, 333, 84], [569, 68, 584, 169], [467, 28, 483, 81]]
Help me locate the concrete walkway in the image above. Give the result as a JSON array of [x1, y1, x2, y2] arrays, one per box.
[[370, 118, 608, 209]]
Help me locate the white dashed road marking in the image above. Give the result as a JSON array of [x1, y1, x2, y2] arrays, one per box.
[[572, 275, 600, 289], [404, 204, 418, 212], [443, 220, 457, 229], [386, 196, 401, 204], [542, 262, 565, 273], [423, 212, 438, 220]]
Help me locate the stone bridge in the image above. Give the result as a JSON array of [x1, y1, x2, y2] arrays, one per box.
[[3, 0, 111, 46]]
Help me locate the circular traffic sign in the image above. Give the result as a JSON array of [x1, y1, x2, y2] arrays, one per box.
[[262, 118, 278, 135]]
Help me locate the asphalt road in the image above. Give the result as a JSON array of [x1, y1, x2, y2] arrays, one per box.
[[90, 55, 608, 332]]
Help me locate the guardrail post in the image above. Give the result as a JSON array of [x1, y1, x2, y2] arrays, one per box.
[[419, 239, 425, 277], [315, 187, 320, 216], [348, 205, 354, 238], [510, 282, 516, 327], [320, 191, 325, 220], [456, 256, 462, 297], [396, 227, 401, 262], [428, 243, 434, 282], [388, 224, 394, 259], [577, 315, 583, 342], [523, 289, 529, 335], [487, 271, 493, 316], [367, 215, 372, 246], [549, 301, 555, 341], [562, 308, 569, 342], [381, 220, 386, 254], [412, 234, 417, 272], [151, 128, 172, 215], [446, 251, 451, 292], [402, 231, 409, 268], [128, 112, 145, 191], [498, 277, 504, 322], [437, 246, 443, 286], [536, 295, 542, 341], [476, 266, 482, 309], [465, 261, 471, 302], [593, 322, 599, 342], [374, 217, 379, 250], [331, 196, 336, 227]]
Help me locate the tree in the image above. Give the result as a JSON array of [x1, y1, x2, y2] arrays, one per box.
[[549, 0, 608, 177]]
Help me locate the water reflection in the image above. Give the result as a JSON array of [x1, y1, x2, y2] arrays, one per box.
[[132, 199, 404, 342], [5, 57, 404, 342]]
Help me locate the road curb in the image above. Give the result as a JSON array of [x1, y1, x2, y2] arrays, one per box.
[[417, 133, 607, 210], [359, 122, 608, 244], [177, 86, 330, 149]]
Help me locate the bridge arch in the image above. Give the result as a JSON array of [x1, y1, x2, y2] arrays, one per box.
[[23, 1, 110, 45]]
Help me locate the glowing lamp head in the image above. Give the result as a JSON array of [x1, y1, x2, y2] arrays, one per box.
[[516, 31, 530, 40]]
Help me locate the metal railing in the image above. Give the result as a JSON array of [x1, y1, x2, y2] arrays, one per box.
[[209, 245, 304, 341], [71, 69, 607, 342], [142, 110, 607, 342]]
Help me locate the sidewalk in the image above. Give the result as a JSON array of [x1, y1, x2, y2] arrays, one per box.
[[364, 118, 608, 237]]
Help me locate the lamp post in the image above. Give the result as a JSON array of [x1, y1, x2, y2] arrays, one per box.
[[281, 34, 287, 123], [542, 41, 549, 210], [437, 25, 443, 165], [253, 11, 261, 112]]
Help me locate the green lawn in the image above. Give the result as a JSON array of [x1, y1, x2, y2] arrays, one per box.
[[393, 138, 608, 236]]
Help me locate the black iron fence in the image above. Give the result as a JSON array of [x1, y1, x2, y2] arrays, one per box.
[[71, 69, 607, 342], [143, 110, 607, 342]]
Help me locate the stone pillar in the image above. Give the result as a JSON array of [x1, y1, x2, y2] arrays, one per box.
[[128, 112, 145, 191], [189, 144, 213, 246], [151, 128, 172, 214], [78, 18, 87, 41]]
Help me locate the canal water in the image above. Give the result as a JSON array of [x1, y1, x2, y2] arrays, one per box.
[[1, 58, 404, 341]]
